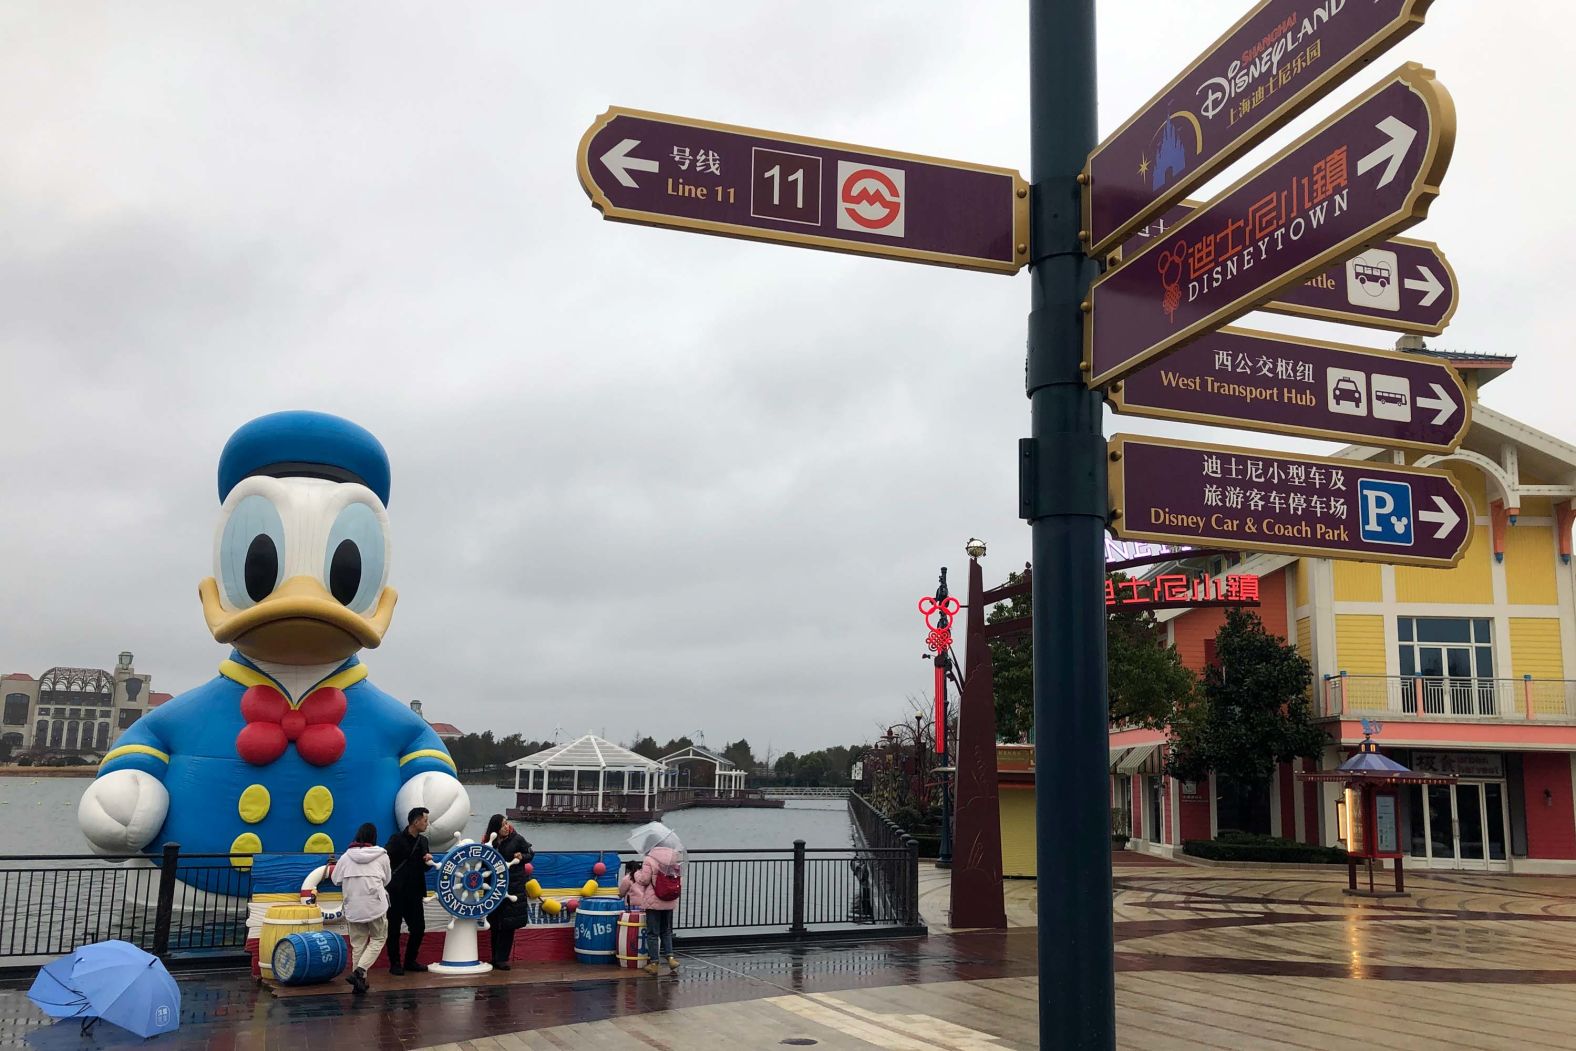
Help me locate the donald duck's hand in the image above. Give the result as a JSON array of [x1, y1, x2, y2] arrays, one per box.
[[395, 772, 470, 843], [78, 770, 169, 858]]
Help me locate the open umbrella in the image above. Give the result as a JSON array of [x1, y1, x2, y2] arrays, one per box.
[[28, 940, 180, 1038], [627, 821, 686, 872]]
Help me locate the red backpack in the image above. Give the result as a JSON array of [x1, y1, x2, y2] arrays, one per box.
[[652, 868, 682, 902]]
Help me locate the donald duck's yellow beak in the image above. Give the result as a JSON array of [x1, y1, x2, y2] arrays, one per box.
[[200, 575, 397, 665]]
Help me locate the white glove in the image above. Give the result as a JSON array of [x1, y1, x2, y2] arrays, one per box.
[[395, 772, 470, 846], [78, 770, 169, 857]]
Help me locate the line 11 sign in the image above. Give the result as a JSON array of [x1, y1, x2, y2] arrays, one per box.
[[577, 107, 1029, 274], [1107, 433, 1471, 567]]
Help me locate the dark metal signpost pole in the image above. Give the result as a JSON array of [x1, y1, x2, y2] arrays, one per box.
[[1026, 2, 1115, 1047]]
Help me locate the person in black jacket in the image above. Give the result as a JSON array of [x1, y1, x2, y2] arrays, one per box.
[[384, 807, 432, 974], [483, 813, 534, 968]]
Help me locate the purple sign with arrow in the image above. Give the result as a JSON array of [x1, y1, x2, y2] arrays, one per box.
[[1085, 63, 1455, 388], [1122, 205, 1457, 335], [1110, 326, 1469, 452], [577, 107, 1029, 274], [1082, 0, 1436, 255], [1108, 434, 1471, 567]]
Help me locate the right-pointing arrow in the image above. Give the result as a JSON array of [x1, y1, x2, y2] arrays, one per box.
[[1415, 382, 1457, 427], [600, 138, 659, 189], [1418, 495, 1461, 539], [1404, 265, 1445, 307], [1356, 116, 1418, 189]]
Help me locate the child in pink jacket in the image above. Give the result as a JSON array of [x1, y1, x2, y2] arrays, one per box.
[[619, 848, 680, 975]]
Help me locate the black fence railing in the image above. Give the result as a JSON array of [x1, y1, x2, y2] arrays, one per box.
[[675, 842, 919, 940], [845, 794, 921, 928], [0, 844, 251, 965], [2, 837, 922, 967]]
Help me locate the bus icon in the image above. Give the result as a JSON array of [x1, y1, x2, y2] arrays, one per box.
[[1346, 248, 1400, 311]]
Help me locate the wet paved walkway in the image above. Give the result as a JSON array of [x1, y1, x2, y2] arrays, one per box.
[[5, 852, 1576, 1049]]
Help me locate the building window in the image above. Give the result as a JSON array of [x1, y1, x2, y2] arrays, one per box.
[[118, 709, 140, 730], [3, 693, 27, 726], [1398, 617, 1496, 715], [95, 722, 110, 751]]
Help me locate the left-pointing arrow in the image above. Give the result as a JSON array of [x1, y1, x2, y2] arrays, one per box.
[[1356, 115, 1418, 189], [1417, 495, 1461, 539], [600, 138, 659, 188]]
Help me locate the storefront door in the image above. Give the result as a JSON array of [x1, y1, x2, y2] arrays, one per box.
[[1405, 781, 1509, 871]]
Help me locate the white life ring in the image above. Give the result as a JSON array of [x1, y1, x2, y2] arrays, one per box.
[[300, 863, 344, 921]]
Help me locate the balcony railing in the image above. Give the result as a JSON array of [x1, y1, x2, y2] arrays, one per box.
[[1321, 674, 1576, 722]]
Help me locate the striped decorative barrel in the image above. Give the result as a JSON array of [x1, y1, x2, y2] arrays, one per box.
[[271, 930, 347, 985], [572, 897, 621, 965], [258, 904, 323, 979], [616, 909, 647, 969]]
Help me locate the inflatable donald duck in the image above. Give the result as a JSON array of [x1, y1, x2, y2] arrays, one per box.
[[79, 411, 470, 891]]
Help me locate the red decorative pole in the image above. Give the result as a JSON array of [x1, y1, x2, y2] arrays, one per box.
[[919, 570, 959, 866]]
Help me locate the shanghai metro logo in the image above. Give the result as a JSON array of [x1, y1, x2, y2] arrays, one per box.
[[837, 161, 905, 238]]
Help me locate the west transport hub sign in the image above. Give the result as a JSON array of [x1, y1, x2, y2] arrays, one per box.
[[1082, 0, 1436, 255], [1109, 327, 1469, 452], [1107, 434, 1471, 568], [577, 107, 1029, 274], [1121, 206, 1456, 335], [1084, 63, 1455, 388]]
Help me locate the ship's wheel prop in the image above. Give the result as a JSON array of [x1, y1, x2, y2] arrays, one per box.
[[430, 837, 515, 975], [436, 842, 508, 919]]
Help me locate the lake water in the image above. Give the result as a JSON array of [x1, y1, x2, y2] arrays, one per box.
[[0, 777, 855, 855]]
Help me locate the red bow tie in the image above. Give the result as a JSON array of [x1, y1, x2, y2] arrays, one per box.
[[236, 684, 347, 767]]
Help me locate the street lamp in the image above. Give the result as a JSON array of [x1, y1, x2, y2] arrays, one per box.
[[965, 538, 988, 559], [918, 567, 958, 867]]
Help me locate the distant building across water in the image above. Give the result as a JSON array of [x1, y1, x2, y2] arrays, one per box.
[[1, 651, 163, 762]]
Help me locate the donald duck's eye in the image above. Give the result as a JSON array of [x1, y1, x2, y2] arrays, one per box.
[[324, 502, 386, 612], [219, 495, 286, 609]]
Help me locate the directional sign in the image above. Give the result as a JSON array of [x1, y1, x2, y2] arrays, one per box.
[[1084, 63, 1455, 388], [577, 107, 1029, 274], [1082, 0, 1435, 255], [1109, 327, 1470, 452], [1107, 434, 1471, 567], [1120, 205, 1457, 334]]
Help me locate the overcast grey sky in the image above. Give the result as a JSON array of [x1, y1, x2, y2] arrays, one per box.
[[2, 2, 1570, 756]]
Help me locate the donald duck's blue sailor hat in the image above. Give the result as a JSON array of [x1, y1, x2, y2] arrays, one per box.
[[218, 411, 392, 506]]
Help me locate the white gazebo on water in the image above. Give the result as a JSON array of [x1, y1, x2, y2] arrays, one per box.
[[659, 744, 747, 796], [505, 734, 667, 821]]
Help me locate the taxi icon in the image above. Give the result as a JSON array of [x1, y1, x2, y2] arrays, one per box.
[[1332, 376, 1364, 409]]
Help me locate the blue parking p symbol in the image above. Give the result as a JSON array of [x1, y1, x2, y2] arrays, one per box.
[[1357, 479, 1414, 546]]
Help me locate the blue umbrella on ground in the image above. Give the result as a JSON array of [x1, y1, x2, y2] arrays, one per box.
[[27, 940, 181, 1038]]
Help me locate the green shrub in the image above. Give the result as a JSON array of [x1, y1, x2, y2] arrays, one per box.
[[1183, 835, 1347, 864]]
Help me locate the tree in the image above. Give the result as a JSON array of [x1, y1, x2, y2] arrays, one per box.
[[628, 735, 662, 760], [1165, 608, 1326, 787], [987, 569, 1195, 739], [721, 738, 756, 771]]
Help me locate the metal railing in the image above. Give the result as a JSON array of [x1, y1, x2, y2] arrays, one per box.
[[1, 836, 921, 965], [1322, 674, 1576, 722], [0, 844, 250, 965], [676, 842, 919, 938], [759, 786, 854, 798], [845, 793, 921, 929]]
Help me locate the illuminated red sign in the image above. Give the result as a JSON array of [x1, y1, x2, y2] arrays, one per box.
[[1105, 573, 1259, 609]]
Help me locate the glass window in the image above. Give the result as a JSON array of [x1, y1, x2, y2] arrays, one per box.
[[1473, 619, 1491, 643], [1417, 619, 1471, 644], [1398, 618, 1414, 642], [1476, 647, 1494, 677], [2, 694, 28, 726]]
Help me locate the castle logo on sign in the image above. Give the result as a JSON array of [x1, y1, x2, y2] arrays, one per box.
[[1358, 478, 1414, 547], [837, 161, 905, 238]]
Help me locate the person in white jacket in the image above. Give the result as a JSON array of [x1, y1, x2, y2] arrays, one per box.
[[330, 822, 392, 995]]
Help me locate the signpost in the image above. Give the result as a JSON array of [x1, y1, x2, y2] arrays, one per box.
[[1122, 206, 1457, 334], [1082, 0, 1437, 254], [1085, 63, 1455, 388], [1109, 326, 1469, 451], [1107, 433, 1472, 567], [577, 107, 1029, 274]]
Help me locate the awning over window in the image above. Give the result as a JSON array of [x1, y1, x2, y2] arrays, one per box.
[[1114, 743, 1160, 775], [1108, 747, 1131, 773]]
